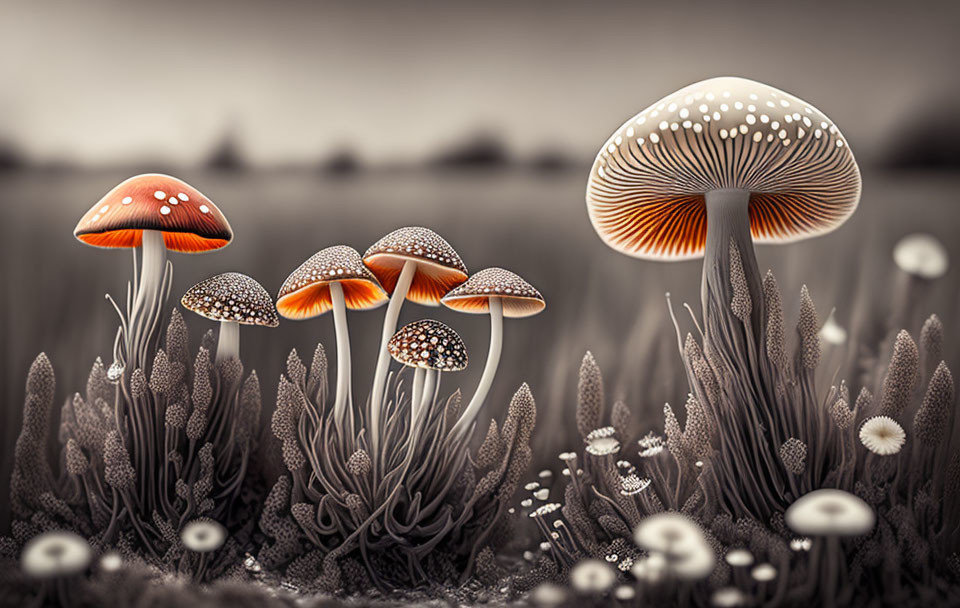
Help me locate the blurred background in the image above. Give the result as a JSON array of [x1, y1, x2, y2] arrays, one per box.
[[2, 0, 958, 528]]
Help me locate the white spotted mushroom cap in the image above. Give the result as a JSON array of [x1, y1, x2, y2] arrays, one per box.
[[785, 488, 875, 536], [363, 227, 468, 306], [388, 319, 468, 372], [74, 174, 232, 252], [587, 76, 861, 260], [276, 246, 388, 320], [441, 267, 545, 318], [181, 272, 279, 327]]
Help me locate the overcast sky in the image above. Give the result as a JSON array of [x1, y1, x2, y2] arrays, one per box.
[[1, 0, 957, 166]]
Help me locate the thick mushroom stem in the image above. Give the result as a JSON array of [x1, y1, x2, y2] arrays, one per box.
[[370, 260, 417, 449], [701, 189, 765, 345], [330, 282, 353, 429], [216, 320, 240, 363], [129, 230, 168, 361], [451, 297, 503, 441]]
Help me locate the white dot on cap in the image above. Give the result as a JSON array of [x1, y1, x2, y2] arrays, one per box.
[[199, 204, 210, 214], [100, 205, 109, 213], [122, 196, 133, 205], [177, 193, 189, 201], [169, 197, 179, 205], [154, 190, 166, 200], [160, 205, 171, 215]]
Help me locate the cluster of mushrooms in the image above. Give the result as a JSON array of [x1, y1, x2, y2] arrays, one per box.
[[74, 173, 545, 458]]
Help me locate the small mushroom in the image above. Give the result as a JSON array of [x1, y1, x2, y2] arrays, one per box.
[[442, 267, 545, 440], [893, 233, 948, 279], [586, 77, 860, 351], [363, 227, 467, 450], [785, 489, 874, 537], [276, 246, 388, 427], [20, 531, 93, 579], [181, 272, 278, 363], [74, 174, 232, 355], [388, 319, 467, 433]]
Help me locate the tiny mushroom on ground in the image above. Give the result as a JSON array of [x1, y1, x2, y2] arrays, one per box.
[[363, 227, 468, 452], [586, 77, 861, 343], [442, 267, 545, 440], [20, 531, 93, 579], [181, 272, 278, 363], [388, 319, 467, 435], [277, 246, 388, 429], [74, 174, 232, 340]]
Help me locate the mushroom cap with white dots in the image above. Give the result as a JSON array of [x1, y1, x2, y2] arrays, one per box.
[[785, 488, 875, 536], [587, 77, 861, 260], [181, 272, 279, 327], [388, 319, 468, 372], [276, 246, 388, 320], [74, 174, 232, 252], [441, 267, 545, 318], [363, 227, 468, 306]]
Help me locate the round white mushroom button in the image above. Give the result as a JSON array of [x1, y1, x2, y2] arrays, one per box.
[[199, 205, 210, 214], [177, 193, 189, 201], [154, 190, 166, 200], [122, 196, 133, 205], [160, 205, 171, 215], [169, 197, 179, 205]]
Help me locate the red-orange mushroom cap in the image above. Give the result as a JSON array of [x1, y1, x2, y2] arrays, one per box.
[[362, 227, 468, 306], [276, 246, 388, 320], [74, 174, 232, 253], [586, 77, 861, 260]]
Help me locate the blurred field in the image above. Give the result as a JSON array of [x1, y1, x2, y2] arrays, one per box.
[[2, 167, 958, 528]]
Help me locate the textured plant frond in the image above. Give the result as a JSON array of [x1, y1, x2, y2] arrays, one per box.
[[576, 351, 604, 439]]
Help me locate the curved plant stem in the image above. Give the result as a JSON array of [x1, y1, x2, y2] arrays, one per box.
[[452, 297, 502, 441]]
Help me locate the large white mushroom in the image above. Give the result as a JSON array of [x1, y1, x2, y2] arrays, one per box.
[[586, 77, 861, 357]]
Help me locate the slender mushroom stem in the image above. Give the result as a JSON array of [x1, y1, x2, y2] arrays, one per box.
[[129, 229, 167, 366], [411, 368, 425, 425], [330, 282, 353, 430], [216, 320, 240, 363], [370, 259, 417, 451], [452, 297, 503, 441], [418, 369, 437, 425]]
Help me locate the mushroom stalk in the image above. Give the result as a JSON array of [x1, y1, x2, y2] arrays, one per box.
[[417, 369, 437, 426], [452, 297, 503, 441], [130, 230, 168, 360], [370, 260, 417, 447], [216, 320, 240, 363], [701, 189, 765, 343], [330, 282, 353, 429]]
